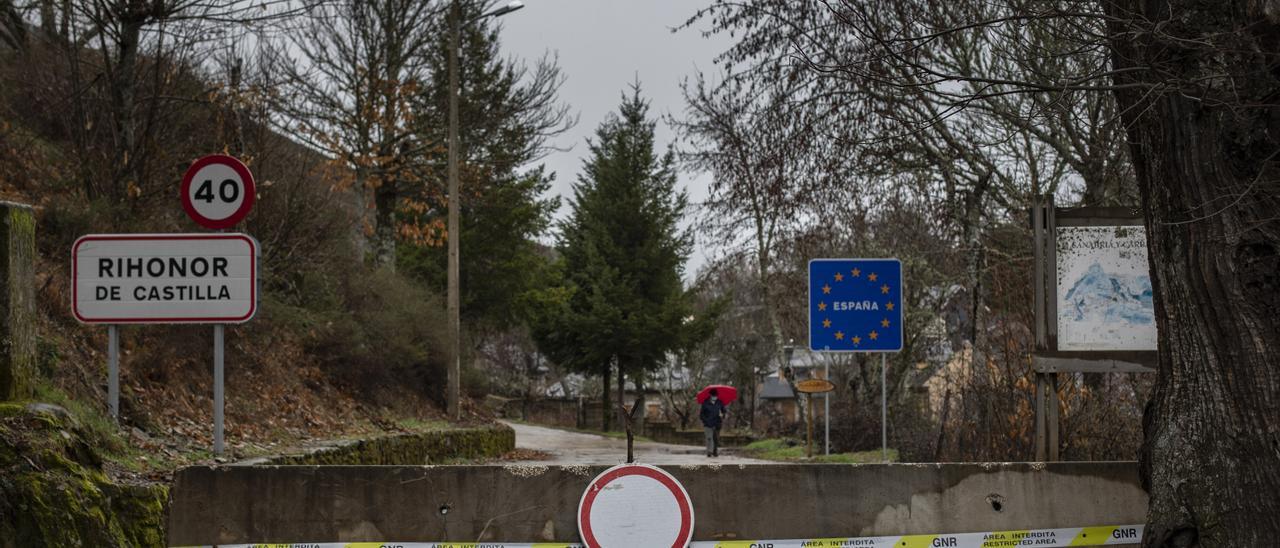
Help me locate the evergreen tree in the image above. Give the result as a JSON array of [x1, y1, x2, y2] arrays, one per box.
[[398, 0, 572, 334], [534, 83, 694, 429]]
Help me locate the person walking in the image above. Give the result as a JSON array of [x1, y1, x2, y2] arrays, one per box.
[[699, 388, 727, 457]]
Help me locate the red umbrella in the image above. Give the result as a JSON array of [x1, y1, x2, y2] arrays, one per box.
[[696, 384, 738, 405]]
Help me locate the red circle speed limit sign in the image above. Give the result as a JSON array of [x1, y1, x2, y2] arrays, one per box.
[[181, 154, 256, 230], [578, 464, 695, 548]]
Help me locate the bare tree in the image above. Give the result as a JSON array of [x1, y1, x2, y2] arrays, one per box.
[[267, 0, 442, 268], [675, 72, 857, 430], [22, 0, 307, 204], [681, 0, 1127, 354], [0, 0, 28, 49], [689, 0, 1280, 543]]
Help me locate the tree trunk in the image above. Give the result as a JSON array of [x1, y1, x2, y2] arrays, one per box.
[[960, 184, 987, 349], [373, 183, 397, 270], [616, 359, 626, 433], [230, 57, 246, 156], [602, 361, 611, 432], [1, 0, 27, 49], [109, 18, 142, 203], [1107, 2, 1280, 545], [934, 387, 952, 461], [632, 375, 646, 435], [38, 0, 55, 39]]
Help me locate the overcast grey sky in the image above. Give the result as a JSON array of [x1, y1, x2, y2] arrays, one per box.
[[496, 0, 730, 280]]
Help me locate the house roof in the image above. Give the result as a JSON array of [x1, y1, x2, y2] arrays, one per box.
[[760, 377, 796, 399]]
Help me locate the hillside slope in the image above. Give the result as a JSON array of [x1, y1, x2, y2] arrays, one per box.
[[0, 41, 490, 484]]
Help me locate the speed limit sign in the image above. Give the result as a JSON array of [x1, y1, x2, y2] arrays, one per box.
[[181, 154, 256, 229]]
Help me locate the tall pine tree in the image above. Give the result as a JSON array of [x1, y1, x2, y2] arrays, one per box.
[[398, 0, 572, 335], [536, 83, 693, 430]]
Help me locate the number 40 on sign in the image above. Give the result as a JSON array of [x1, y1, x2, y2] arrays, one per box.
[[181, 154, 256, 230]]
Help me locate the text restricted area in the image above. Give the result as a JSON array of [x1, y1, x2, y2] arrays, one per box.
[[169, 523, 1144, 548]]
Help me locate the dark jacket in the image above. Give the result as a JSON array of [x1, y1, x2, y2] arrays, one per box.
[[699, 399, 726, 429]]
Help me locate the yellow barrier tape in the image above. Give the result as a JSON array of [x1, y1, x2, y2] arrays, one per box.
[[172, 524, 1143, 548]]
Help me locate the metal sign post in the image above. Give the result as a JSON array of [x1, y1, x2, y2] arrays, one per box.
[[108, 325, 119, 421], [180, 154, 258, 456], [824, 359, 830, 456], [808, 258, 904, 463], [213, 324, 225, 455], [881, 353, 887, 462]]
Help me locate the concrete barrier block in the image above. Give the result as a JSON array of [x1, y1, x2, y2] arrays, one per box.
[[168, 462, 1147, 545]]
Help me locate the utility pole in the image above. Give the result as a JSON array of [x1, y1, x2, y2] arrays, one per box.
[[446, 0, 462, 420], [446, 0, 525, 420]]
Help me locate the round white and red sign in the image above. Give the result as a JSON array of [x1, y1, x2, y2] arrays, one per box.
[[181, 154, 256, 230], [577, 464, 695, 548]]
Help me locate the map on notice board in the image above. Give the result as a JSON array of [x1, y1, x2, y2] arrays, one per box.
[[1056, 226, 1157, 352]]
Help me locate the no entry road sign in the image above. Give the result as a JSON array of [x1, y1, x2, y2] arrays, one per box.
[[809, 258, 903, 352], [72, 233, 259, 324], [578, 464, 694, 548], [181, 154, 256, 229]]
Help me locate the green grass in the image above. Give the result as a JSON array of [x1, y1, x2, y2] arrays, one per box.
[[741, 438, 899, 463], [396, 417, 451, 432], [28, 383, 270, 472], [31, 384, 136, 463]]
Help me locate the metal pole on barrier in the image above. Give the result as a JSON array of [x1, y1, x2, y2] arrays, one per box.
[[881, 353, 887, 462], [214, 324, 224, 455], [108, 325, 119, 421]]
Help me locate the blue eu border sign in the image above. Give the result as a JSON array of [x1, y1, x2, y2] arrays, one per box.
[[809, 258, 903, 352]]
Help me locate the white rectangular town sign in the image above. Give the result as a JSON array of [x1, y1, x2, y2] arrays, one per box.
[[72, 234, 258, 324]]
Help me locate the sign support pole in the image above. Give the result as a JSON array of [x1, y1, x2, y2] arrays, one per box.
[[806, 394, 814, 458], [213, 324, 225, 456], [1032, 196, 1048, 461], [824, 359, 830, 456], [1034, 374, 1047, 461], [1048, 374, 1060, 461], [108, 325, 119, 421], [881, 353, 887, 462]]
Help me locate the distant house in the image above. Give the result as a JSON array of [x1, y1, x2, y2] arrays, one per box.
[[758, 376, 798, 420], [756, 347, 835, 423]]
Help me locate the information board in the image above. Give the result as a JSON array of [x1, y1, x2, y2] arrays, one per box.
[[1056, 226, 1156, 351]]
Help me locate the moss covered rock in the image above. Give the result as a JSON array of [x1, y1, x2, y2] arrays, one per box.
[[0, 402, 167, 547]]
